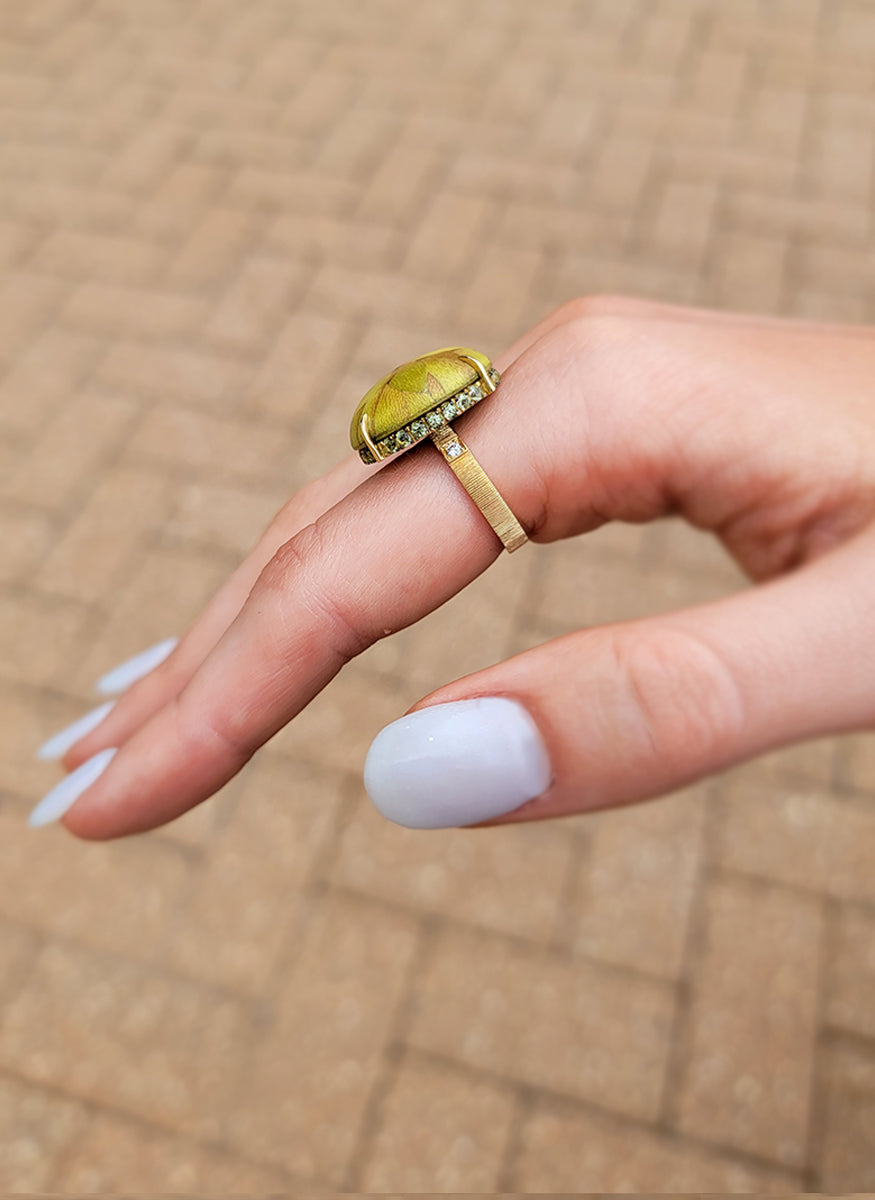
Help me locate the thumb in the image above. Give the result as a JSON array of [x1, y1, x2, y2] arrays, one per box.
[[362, 524, 875, 829]]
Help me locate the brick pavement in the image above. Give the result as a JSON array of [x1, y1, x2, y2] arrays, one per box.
[[0, 0, 874, 1191]]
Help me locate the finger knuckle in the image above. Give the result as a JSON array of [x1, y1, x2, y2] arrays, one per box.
[[608, 623, 745, 773], [553, 293, 633, 325], [255, 519, 371, 661]]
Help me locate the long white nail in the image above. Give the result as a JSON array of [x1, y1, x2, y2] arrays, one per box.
[[96, 637, 177, 695], [363, 697, 551, 829], [28, 747, 117, 828], [37, 701, 115, 761]]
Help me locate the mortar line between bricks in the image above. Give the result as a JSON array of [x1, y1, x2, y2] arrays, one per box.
[[708, 860, 875, 911], [341, 919, 437, 1190], [547, 823, 589, 951], [245, 772, 373, 999], [0, 1062, 324, 1194], [394, 1042, 806, 1183], [655, 779, 719, 1130], [801, 892, 838, 1190], [0, 924, 47, 1010], [0, 909, 271, 1008], [322, 878, 682, 989], [495, 1084, 535, 1193]]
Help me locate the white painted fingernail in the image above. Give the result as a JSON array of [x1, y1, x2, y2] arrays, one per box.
[[364, 697, 551, 829], [28, 747, 117, 828], [36, 701, 116, 761], [96, 637, 178, 694]]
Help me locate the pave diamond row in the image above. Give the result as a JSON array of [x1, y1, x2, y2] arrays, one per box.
[[359, 367, 500, 464]]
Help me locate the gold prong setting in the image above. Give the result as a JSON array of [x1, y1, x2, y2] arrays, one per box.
[[357, 368, 500, 464]]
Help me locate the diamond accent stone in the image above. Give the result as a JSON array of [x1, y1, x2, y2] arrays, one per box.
[[379, 435, 396, 455], [410, 419, 427, 439], [469, 384, 483, 400], [456, 390, 474, 410], [446, 441, 464, 459], [395, 429, 412, 447], [425, 410, 444, 429], [441, 401, 458, 419]]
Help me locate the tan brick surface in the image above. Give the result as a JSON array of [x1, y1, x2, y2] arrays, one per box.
[[407, 925, 675, 1121], [816, 1039, 875, 1192], [566, 787, 706, 979], [56, 1110, 294, 1194], [1, 0, 874, 1191], [511, 1095, 802, 1194], [674, 876, 822, 1168], [0, 943, 249, 1140], [227, 894, 418, 1184], [358, 1052, 516, 1193]]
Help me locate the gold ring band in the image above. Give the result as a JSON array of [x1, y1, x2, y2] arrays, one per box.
[[349, 346, 528, 554]]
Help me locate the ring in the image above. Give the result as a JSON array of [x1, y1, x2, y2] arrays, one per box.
[[349, 347, 528, 553]]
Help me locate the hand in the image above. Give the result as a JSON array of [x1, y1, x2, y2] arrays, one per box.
[[34, 296, 875, 838]]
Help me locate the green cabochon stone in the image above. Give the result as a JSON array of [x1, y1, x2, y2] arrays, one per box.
[[350, 347, 492, 450]]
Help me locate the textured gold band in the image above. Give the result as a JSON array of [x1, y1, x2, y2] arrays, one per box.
[[429, 423, 527, 553]]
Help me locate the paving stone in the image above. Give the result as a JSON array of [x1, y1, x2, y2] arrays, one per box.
[[165, 480, 282, 557], [227, 893, 419, 1183], [816, 1038, 875, 1192], [407, 924, 675, 1121], [62, 282, 207, 340], [0, 918, 38, 1002], [837, 731, 875, 795], [268, 661, 415, 776], [123, 405, 290, 482], [0, 591, 88, 689], [826, 903, 875, 1041], [268, 213, 398, 272], [0, 504, 54, 584], [164, 206, 255, 291], [330, 791, 574, 944], [714, 778, 875, 904], [57, 1110, 294, 1193], [203, 255, 308, 355], [512, 1094, 802, 1193], [167, 755, 345, 993], [95, 341, 249, 410], [404, 192, 493, 284], [0, 272, 68, 369], [0, 683, 98, 803], [133, 162, 227, 242], [244, 310, 355, 417], [0, 328, 101, 437], [358, 1052, 516, 1192], [35, 468, 174, 602], [566, 786, 706, 979], [674, 876, 822, 1167], [0, 942, 249, 1140], [0, 1075, 87, 1192], [31, 231, 167, 287], [535, 541, 733, 631], [702, 230, 789, 312], [69, 546, 227, 693], [0, 391, 138, 511], [0, 810, 188, 962]]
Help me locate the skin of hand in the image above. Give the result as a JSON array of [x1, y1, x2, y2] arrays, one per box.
[[51, 295, 875, 838]]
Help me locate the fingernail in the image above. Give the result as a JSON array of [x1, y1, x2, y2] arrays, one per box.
[[36, 701, 116, 761], [28, 747, 117, 828], [96, 637, 177, 694], [363, 697, 551, 829]]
